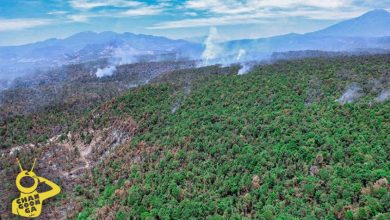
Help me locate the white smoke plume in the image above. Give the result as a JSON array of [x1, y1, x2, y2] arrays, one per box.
[[171, 101, 180, 113], [336, 83, 363, 104], [199, 28, 257, 75], [201, 27, 222, 66], [113, 45, 154, 65], [95, 44, 155, 78], [171, 84, 191, 113], [238, 63, 252, 75], [375, 89, 390, 102], [95, 66, 117, 78], [236, 49, 246, 61]]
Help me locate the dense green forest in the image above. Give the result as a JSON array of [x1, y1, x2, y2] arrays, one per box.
[[1, 55, 389, 219]]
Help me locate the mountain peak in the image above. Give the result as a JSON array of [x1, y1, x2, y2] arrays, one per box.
[[308, 9, 390, 37], [364, 8, 389, 15], [65, 31, 98, 41], [357, 9, 390, 20]]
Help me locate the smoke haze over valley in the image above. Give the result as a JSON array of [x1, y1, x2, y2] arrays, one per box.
[[0, 9, 389, 84]]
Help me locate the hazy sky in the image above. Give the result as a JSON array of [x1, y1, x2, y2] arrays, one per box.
[[0, 0, 389, 46]]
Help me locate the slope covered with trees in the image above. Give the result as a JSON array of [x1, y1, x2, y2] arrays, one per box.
[[77, 55, 390, 219], [1, 55, 389, 219]]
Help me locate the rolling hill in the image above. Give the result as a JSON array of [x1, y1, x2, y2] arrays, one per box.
[[0, 54, 389, 219]]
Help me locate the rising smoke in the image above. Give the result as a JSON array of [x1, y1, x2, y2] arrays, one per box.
[[201, 27, 222, 66], [171, 84, 192, 113], [375, 89, 390, 102], [200, 27, 253, 75], [94, 46, 152, 77], [237, 64, 252, 75], [95, 66, 117, 78], [336, 83, 363, 104], [236, 49, 246, 61]]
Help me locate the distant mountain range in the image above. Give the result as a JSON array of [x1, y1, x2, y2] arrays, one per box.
[[0, 9, 389, 80], [0, 32, 202, 80], [220, 9, 390, 62]]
